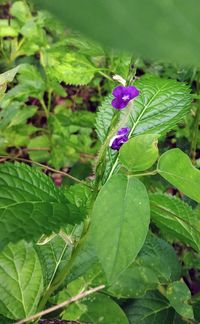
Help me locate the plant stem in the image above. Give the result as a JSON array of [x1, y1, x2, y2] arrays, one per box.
[[190, 105, 200, 163]]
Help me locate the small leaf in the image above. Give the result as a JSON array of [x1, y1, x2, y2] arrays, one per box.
[[150, 193, 200, 252], [35, 235, 71, 289], [158, 148, 200, 202], [96, 95, 115, 143], [88, 174, 150, 282], [166, 281, 194, 319], [119, 134, 159, 172], [0, 240, 43, 320], [0, 162, 83, 249]]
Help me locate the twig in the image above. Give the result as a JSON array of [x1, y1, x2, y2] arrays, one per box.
[[15, 284, 105, 324], [0, 155, 88, 185]]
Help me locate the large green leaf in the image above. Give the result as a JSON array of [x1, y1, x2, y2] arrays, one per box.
[[32, 0, 200, 66], [119, 134, 159, 172], [109, 234, 180, 298], [158, 148, 200, 203], [0, 162, 83, 249], [150, 193, 200, 252], [122, 76, 192, 136], [96, 76, 192, 145], [0, 240, 43, 320], [88, 174, 150, 282], [124, 291, 183, 324]]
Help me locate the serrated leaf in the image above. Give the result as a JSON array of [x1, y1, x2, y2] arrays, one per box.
[[158, 148, 200, 203], [109, 234, 180, 298], [35, 235, 71, 289], [96, 95, 115, 143], [87, 174, 150, 282], [0, 162, 83, 249], [150, 193, 200, 252], [0, 66, 20, 86], [122, 75, 192, 136], [95, 76, 191, 145], [0, 240, 43, 320], [45, 50, 97, 85], [166, 281, 194, 319], [119, 134, 159, 172]]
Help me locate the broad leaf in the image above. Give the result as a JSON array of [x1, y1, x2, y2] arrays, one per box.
[[0, 240, 43, 320], [150, 193, 200, 252], [122, 76, 192, 136], [124, 291, 183, 324], [109, 234, 180, 298], [0, 162, 83, 249], [55, 279, 128, 324], [96, 76, 192, 145], [88, 174, 150, 282], [33, 0, 200, 66], [158, 148, 200, 203], [165, 281, 194, 319], [119, 134, 159, 172]]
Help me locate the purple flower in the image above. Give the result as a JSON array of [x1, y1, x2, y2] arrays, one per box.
[[109, 127, 130, 150], [111, 85, 139, 109]]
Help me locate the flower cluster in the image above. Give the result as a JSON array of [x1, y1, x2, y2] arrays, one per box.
[[109, 84, 139, 150], [109, 127, 130, 151]]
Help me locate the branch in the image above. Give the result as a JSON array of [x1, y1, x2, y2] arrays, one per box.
[[15, 284, 105, 324], [0, 155, 89, 186]]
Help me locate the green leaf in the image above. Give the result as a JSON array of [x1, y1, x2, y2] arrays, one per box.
[[96, 76, 192, 145], [150, 193, 200, 252], [166, 281, 194, 319], [0, 66, 20, 86], [0, 240, 43, 320], [124, 291, 180, 324], [28, 135, 50, 163], [35, 235, 71, 289], [96, 95, 115, 143], [0, 66, 20, 101], [32, 0, 200, 66], [158, 148, 200, 203], [10, 1, 32, 23], [56, 279, 128, 324], [0, 162, 83, 249], [123, 76, 192, 136], [109, 234, 180, 298], [119, 134, 159, 172], [45, 50, 97, 85], [88, 174, 150, 282]]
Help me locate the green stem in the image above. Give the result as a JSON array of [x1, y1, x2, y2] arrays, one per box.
[[190, 105, 200, 163], [40, 98, 49, 119]]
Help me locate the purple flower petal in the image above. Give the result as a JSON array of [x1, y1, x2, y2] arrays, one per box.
[[112, 86, 125, 98], [125, 85, 140, 99], [112, 85, 139, 110], [117, 127, 130, 135], [112, 98, 128, 109]]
